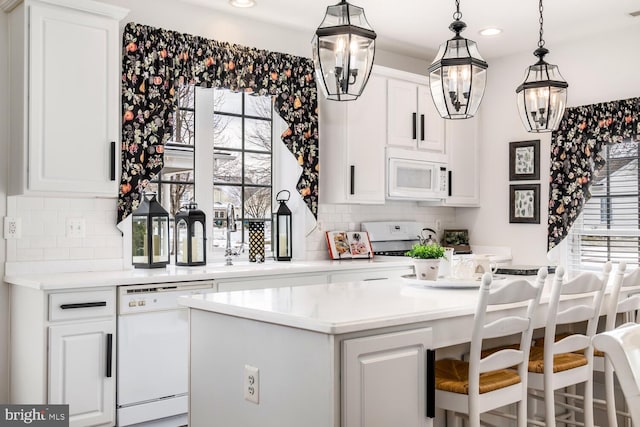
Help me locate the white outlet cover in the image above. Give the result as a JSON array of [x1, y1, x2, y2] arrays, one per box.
[[243, 365, 260, 404], [4, 217, 22, 239]]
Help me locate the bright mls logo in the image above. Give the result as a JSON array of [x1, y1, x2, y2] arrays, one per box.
[[0, 405, 68, 427]]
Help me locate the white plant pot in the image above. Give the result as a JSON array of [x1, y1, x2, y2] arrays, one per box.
[[413, 258, 441, 281]]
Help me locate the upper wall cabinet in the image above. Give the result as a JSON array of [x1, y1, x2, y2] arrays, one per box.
[[443, 115, 480, 207], [386, 71, 445, 153], [5, 0, 129, 197], [319, 68, 387, 204]]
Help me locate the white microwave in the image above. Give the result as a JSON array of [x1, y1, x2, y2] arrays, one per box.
[[387, 148, 448, 201]]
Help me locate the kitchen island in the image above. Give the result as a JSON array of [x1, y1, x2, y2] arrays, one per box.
[[180, 276, 554, 427]]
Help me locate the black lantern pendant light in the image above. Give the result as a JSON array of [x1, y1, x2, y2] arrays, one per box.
[[131, 193, 170, 269], [274, 190, 292, 261], [312, 0, 377, 101], [175, 202, 207, 266], [428, 0, 488, 120], [516, 0, 568, 132]]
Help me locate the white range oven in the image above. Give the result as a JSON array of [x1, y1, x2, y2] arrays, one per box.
[[117, 281, 214, 427]]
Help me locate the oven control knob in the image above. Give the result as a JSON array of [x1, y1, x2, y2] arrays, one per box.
[[137, 300, 145, 306], [128, 300, 136, 308]]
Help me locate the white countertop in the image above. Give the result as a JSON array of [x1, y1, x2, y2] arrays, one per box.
[[3, 258, 413, 290], [179, 278, 497, 334]]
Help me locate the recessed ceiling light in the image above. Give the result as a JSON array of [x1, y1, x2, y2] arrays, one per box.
[[479, 27, 502, 37], [229, 0, 256, 8]]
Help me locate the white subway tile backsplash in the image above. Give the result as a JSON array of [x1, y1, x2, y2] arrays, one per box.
[[15, 248, 44, 261], [44, 247, 70, 260], [16, 197, 44, 212], [69, 247, 96, 260]]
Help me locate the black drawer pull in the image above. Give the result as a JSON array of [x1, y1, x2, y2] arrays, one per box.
[[60, 301, 107, 310], [110, 141, 116, 181], [106, 333, 113, 378], [420, 114, 425, 141], [448, 170, 452, 197], [363, 277, 388, 281], [412, 113, 417, 140]]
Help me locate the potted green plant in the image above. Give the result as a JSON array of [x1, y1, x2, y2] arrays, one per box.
[[405, 243, 447, 281]]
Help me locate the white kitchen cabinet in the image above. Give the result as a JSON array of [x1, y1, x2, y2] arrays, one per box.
[[319, 68, 386, 204], [343, 328, 434, 427], [216, 272, 328, 291], [443, 115, 480, 206], [49, 320, 115, 427], [387, 74, 445, 153], [329, 265, 413, 283], [10, 286, 117, 427], [5, 0, 128, 196]]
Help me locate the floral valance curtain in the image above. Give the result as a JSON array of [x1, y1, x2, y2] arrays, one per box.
[[548, 97, 640, 250], [118, 23, 318, 223]]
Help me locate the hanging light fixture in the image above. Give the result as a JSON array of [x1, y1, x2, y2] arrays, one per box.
[[428, 0, 488, 119], [516, 0, 568, 132], [311, 0, 376, 101]]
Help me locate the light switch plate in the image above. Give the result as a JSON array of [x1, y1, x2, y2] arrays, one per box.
[[66, 218, 86, 238]]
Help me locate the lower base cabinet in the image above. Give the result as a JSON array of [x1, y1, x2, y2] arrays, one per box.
[[49, 320, 115, 427], [342, 328, 434, 427]]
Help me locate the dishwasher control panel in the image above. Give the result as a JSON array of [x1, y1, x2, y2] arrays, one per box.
[[118, 281, 215, 314]]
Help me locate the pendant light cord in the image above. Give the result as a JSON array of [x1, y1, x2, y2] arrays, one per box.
[[453, 0, 462, 21], [538, 0, 545, 48]]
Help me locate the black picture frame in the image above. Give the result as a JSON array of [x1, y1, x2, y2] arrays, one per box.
[[509, 184, 540, 224], [509, 140, 540, 181]]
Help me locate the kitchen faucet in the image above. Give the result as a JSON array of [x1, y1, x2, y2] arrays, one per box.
[[225, 203, 237, 266]]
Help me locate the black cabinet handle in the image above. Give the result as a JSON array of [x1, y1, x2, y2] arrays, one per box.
[[60, 302, 107, 310], [363, 277, 388, 281], [426, 349, 435, 418], [350, 165, 355, 195], [106, 333, 113, 378], [420, 114, 425, 141], [110, 141, 116, 181], [412, 113, 417, 140], [448, 171, 452, 197]]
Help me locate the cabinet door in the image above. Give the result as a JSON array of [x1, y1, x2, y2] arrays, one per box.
[[217, 273, 328, 291], [387, 79, 418, 148], [444, 116, 480, 206], [29, 2, 120, 195], [343, 328, 433, 427], [49, 320, 115, 427], [330, 266, 413, 283], [345, 74, 386, 203], [417, 85, 445, 153]]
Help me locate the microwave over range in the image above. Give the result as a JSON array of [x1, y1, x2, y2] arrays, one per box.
[[386, 147, 448, 201]]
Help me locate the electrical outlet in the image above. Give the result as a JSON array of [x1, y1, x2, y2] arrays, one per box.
[[243, 365, 260, 404], [66, 218, 86, 238], [4, 217, 22, 239]]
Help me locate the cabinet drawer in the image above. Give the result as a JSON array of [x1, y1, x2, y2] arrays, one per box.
[[49, 289, 116, 322]]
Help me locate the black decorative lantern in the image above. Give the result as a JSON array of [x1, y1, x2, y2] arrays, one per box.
[[516, 0, 568, 133], [311, 0, 377, 101], [274, 190, 292, 261], [175, 202, 206, 266], [131, 193, 170, 269], [428, 0, 488, 119]]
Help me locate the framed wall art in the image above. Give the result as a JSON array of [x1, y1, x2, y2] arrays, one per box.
[[509, 184, 540, 224], [509, 140, 540, 181]]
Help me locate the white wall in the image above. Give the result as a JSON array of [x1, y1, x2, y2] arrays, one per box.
[[0, 8, 9, 404], [456, 24, 640, 265]]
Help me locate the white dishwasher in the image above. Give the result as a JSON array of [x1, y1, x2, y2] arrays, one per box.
[[117, 281, 214, 427]]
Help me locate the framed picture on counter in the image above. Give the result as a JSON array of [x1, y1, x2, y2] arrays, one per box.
[[510, 184, 540, 224], [325, 231, 373, 259], [509, 140, 540, 181]]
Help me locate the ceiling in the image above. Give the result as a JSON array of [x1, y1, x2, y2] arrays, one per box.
[[179, 0, 640, 61]]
